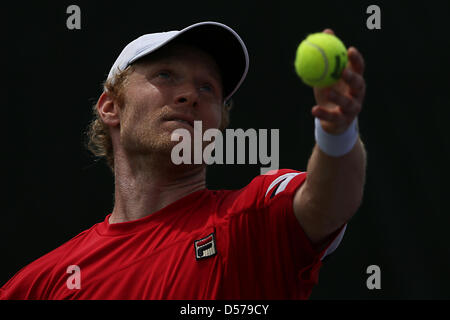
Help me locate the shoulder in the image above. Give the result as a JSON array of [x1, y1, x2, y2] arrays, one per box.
[[0, 225, 96, 299], [211, 169, 306, 217], [224, 169, 306, 202]]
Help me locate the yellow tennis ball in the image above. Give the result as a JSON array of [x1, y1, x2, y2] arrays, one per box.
[[295, 32, 348, 87]]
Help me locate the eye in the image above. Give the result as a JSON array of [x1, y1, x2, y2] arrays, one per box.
[[200, 83, 213, 92], [157, 71, 171, 79]]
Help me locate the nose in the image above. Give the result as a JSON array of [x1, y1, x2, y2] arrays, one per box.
[[174, 83, 198, 107]]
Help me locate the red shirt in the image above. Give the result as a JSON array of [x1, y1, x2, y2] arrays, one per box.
[[0, 169, 345, 300]]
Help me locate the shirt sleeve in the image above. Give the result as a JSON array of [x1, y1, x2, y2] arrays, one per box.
[[0, 234, 82, 300], [0, 258, 51, 300], [261, 169, 346, 261], [220, 168, 346, 299]]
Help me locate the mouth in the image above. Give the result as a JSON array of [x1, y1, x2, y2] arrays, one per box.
[[163, 115, 195, 128], [167, 119, 194, 128]]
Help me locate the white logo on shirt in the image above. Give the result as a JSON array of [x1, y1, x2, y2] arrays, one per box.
[[265, 173, 302, 198]]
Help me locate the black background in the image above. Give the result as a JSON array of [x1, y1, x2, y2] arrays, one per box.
[[3, 0, 450, 299]]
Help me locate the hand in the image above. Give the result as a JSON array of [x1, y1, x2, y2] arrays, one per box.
[[312, 29, 366, 135]]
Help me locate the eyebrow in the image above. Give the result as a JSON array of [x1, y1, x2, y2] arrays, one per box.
[[152, 59, 222, 86], [203, 69, 222, 87]]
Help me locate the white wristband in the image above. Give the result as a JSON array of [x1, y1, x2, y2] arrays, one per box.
[[314, 117, 359, 157]]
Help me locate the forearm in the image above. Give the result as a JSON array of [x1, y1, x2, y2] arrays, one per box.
[[293, 33, 367, 245], [304, 137, 366, 228]]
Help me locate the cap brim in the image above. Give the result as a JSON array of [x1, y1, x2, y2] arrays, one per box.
[[132, 22, 249, 102]]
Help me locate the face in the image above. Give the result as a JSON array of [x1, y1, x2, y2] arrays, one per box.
[[116, 44, 224, 159]]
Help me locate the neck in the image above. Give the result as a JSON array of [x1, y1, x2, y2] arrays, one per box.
[[109, 150, 206, 224]]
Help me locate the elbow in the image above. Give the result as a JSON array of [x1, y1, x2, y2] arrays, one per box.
[[342, 184, 365, 222]]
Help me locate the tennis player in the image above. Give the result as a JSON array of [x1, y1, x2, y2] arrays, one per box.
[[1, 21, 366, 299]]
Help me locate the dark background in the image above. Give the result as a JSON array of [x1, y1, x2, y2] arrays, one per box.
[[4, 0, 450, 299]]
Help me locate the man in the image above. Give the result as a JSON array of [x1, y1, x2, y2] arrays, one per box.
[[1, 21, 366, 299]]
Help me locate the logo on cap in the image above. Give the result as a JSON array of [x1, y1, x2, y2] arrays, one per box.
[[194, 232, 217, 260]]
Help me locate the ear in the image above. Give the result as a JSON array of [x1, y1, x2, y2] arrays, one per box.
[[97, 91, 120, 127]]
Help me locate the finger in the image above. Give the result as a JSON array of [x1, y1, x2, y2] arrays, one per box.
[[328, 90, 361, 116], [342, 68, 366, 102], [348, 47, 365, 76], [311, 105, 343, 122], [323, 28, 335, 35]]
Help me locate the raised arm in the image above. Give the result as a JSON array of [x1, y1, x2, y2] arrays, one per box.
[[293, 29, 367, 249]]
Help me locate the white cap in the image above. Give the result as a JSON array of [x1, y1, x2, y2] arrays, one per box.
[[107, 21, 249, 102]]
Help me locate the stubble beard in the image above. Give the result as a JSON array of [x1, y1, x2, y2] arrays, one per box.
[[120, 118, 205, 174], [121, 120, 175, 161]]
